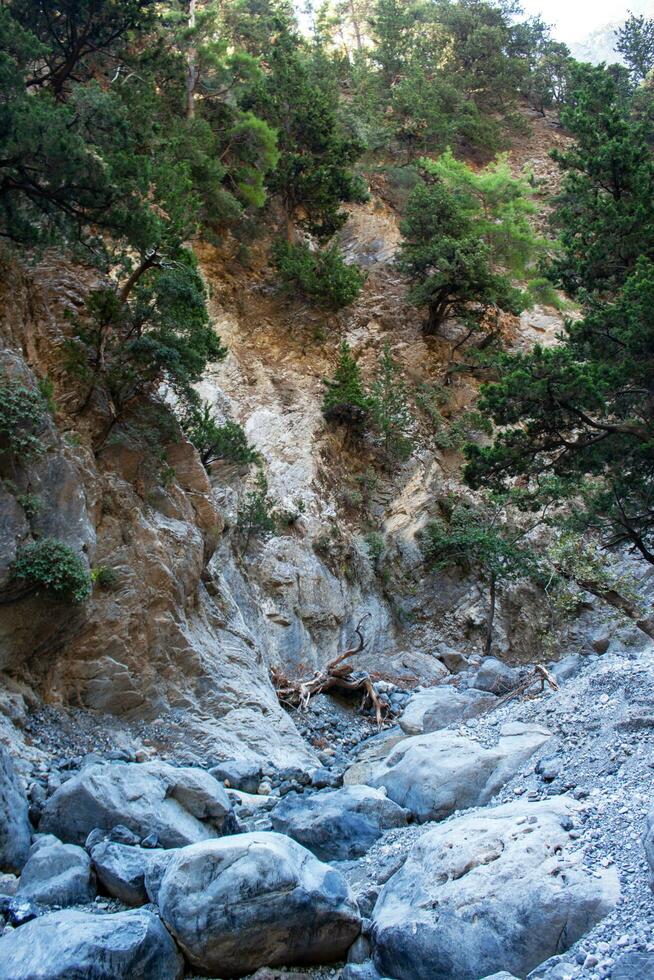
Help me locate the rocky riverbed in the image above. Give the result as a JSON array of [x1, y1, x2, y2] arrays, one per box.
[[2, 640, 654, 980]]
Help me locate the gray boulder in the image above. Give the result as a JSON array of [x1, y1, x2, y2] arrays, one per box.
[[399, 687, 497, 735], [472, 657, 521, 695], [0, 745, 31, 872], [208, 759, 262, 794], [89, 840, 173, 906], [365, 723, 550, 822], [271, 785, 409, 861], [40, 761, 232, 847], [644, 808, 654, 887], [17, 835, 95, 906], [612, 952, 654, 979], [157, 831, 361, 975], [372, 796, 619, 980], [0, 907, 183, 979]]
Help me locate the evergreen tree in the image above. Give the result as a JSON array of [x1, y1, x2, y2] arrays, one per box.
[[322, 341, 369, 429], [616, 12, 654, 84], [182, 402, 259, 469], [368, 343, 414, 461], [272, 240, 365, 308], [397, 152, 539, 336]]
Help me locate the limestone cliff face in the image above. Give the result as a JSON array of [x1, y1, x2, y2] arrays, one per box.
[[0, 259, 312, 766], [0, 134, 624, 766]]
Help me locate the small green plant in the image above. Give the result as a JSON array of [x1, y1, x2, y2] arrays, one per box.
[[182, 402, 259, 469], [11, 539, 92, 603], [91, 566, 119, 590], [272, 240, 365, 309], [364, 530, 385, 569], [276, 498, 306, 527], [0, 377, 48, 460], [16, 492, 42, 519], [37, 376, 57, 414], [237, 468, 277, 546]]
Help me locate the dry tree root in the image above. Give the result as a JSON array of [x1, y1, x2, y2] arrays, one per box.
[[270, 615, 389, 729], [494, 663, 560, 709]]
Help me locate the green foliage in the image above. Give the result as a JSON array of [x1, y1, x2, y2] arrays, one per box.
[[616, 12, 654, 84], [237, 468, 277, 543], [229, 0, 367, 239], [397, 152, 539, 336], [422, 501, 537, 584], [368, 343, 414, 461], [0, 377, 47, 460], [272, 240, 365, 309], [11, 538, 92, 603], [467, 66, 654, 566], [549, 63, 654, 299], [322, 341, 369, 429], [182, 402, 259, 469], [91, 566, 120, 590], [66, 250, 226, 411], [364, 529, 385, 565]]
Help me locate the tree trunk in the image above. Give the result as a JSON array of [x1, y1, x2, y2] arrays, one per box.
[[186, 0, 197, 120], [484, 572, 496, 656]]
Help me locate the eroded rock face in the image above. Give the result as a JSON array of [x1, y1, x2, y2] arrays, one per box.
[[0, 907, 184, 980], [364, 724, 551, 822], [372, 797, 620, 980], [271, 785, 410, 861], [0, 745, 31, 873], [40, 762, 232, 847], [17, 835, 95, 906], [157, 831, 361, 975]]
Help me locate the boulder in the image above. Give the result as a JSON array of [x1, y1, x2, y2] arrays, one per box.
[[157, 831, 361, 975], [0, 745, 31, 872], [472, 657, 521, 695], [399, 687, 497, 736], [435, 648, 470, 674], [17, 835, 95, 906], [89, 840, 173, 906], [612, 952, 654, 979], [0, 907, 183, 979], [364, 723, 550, 822], [40, 761, 232, 847], [209, 760, 262, 794], [372, 796, 619, 980], [271, 786, 410, 861]]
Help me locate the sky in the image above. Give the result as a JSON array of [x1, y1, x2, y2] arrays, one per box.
[[519, 0, 654, 43]]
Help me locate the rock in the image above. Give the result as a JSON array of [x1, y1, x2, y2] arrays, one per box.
[[343, 728, 408, 786], [157, 831, 361, 975], [342, 963, 389, 980], [612, 952, 654, 979], [89, 840, 173, 906], [0, 746, 31, 873], [480, 975, 521, 980], [0, 907, 184, 979], [208, 760, 262, 794], [0, 895, 40, 926], [310, 768, 343, 789], [364, 724, 550, 822], [644, 808, 654, 887], [0, 872, 18, 896], [372, 796, 619, 980], [107, 825, 140, 846], [551, 655, 584, 684], [270, 785, 410, 861], [472, 657, 521, 695], [17, 835, 95, 906], [399, 687, 497, 735], [435, 648, 470, 674], [40, 761, 232, 847]]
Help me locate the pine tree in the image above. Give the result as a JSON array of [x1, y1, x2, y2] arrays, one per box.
[[616, 12, 654, 84], [368, 343, 414, 462], [322, 342, 369, 429]]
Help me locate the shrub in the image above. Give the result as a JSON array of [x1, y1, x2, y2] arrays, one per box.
[[182, 402, 259, 469], [272, 240, 365, 309], [11, 539, 92, 602], [237, 469, 277, 545], [0, 377, 48, 460]]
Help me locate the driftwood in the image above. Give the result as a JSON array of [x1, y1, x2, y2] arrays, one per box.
[[495, 663, 559, 709], [271, 615, 389, 729]]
